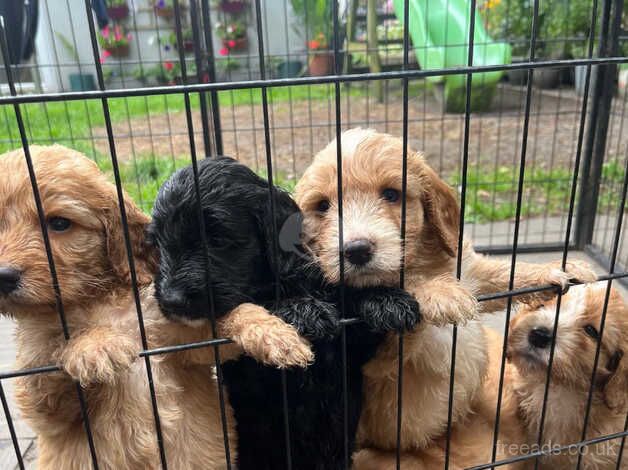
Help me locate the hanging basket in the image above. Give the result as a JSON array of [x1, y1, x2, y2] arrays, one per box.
[[154, 6, 174, 18], [218, 0, 247, 14], [105, 43, 130, 58], [222, 37, 248, 52], [106, 5, 129, 20]]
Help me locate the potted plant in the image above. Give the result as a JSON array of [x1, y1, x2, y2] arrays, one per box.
[[105, 0, 129, 20], [153, 0, 175, 18], [167, 29, 195, 53], [98, 24, 132, 58], [216, 20, 248, 51], [214, 0, 247, 14], [307, 32, 332, 76], [217, 55, 241, 81]]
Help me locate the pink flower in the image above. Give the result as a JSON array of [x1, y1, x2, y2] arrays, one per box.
[[228, 39, 236, 48], [102, 25, 110, 37], [103, 49, 112, 58], [164, 61, 174, 71], [219, 47, 229, 56]]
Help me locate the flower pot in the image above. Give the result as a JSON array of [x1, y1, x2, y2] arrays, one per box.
[[105, 43, 130, 58], [308, 52, 332, 77], [107, 5, 129, 20], [277, 60, 303, 78], [154, 6, 174, 18], [222, 37, 248, 52], [69, 73, 96, 91], [218, 0, 247, 14]]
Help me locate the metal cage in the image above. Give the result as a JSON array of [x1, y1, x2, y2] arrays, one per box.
[[0, 0, 627, 468]]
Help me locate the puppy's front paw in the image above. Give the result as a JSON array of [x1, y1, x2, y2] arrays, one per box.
[[58, 329, 139, 387], [357, 288, 421, 333], [237, 316, 314, 369], [275, 298, 341, 341], [527, 260, 598, 303], [415, 283, 478, 327]]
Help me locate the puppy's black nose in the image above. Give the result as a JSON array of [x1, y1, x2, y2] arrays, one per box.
[[343, 239, 373, 266], [158, 289, 188, 314], [0, 266, 21, 295], [528, 327, 553, 349]]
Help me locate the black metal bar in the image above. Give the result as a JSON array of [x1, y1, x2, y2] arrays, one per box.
[[1, 58, 627, 106], [81, 2, 171, 468], [200, 0, 223, 155], [189, 0, 212, 156], [0, 381, 24, 470], [0, 16, 101, 470], [396, 0, 411, 467], [575, 0, 620, 249], [171, 1, 234, 466]]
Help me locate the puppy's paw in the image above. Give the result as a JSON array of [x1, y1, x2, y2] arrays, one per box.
[[274, 298, 341, 341], [415, 283, 478, 327], [523, 260, 598, 303], [58, 328, 139, 387], [356, 287, 421, 333], [236, 315, 314, 369]]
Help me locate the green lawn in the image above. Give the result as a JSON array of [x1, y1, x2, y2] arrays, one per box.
[[0, 84, 352, 158]]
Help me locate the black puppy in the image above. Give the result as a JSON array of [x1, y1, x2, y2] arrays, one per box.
[[150, 157, 420, 470]]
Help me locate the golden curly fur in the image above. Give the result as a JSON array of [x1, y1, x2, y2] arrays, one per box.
[[508, 283, 628, 469], [0, 145, 313, 469], [295, 129, 596, 467]]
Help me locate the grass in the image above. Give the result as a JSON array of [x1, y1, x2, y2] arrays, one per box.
[[451, 161, 626, 223], [0, 84, 362, 157], [98, 153, 626, 222], [96, 154, 297, 214]]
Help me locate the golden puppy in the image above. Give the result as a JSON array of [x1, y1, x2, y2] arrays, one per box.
[[508, 283, 628, 469], [0, 145, 312, 469], [295, 129, 596, 464]]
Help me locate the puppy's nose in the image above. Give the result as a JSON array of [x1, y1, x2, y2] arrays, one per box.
[[158, 289, 188, 313], [528, 327, 553, 349], [343, 239, 374, 266], [0, 266, 21, 295]]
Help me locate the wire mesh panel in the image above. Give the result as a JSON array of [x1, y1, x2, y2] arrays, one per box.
[[0, 0, 627, 469]]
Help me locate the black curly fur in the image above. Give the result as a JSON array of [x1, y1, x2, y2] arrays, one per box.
[[150, 156, 420, 470]]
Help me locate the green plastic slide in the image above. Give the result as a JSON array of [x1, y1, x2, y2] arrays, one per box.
[[392, 0, 511, 112]]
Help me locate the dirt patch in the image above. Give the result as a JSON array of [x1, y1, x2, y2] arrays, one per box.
[[92, 84, 628, 179]]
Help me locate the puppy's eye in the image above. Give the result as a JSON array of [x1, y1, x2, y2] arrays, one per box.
[[584, 324, 599, 340], [316, 200, 331, 213], [48, 217, 72, 232], [382, 188, 400, 203]]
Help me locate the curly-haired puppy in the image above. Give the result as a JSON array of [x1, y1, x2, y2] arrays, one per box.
[[150, 156, 421, 470], [295, 129, 597, 464], [0, 145, 313, 469], [508, 283, 628, 469]]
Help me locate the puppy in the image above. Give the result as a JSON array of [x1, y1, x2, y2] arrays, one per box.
[[508, 283, 628, 469], [0, 145, 312, 469], [150, 156, 421, 470], [295, 129, 596, 462]]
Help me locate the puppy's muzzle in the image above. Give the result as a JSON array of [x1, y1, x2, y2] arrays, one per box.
[[157, 288, 189, 316], [343, 239, 374, 266], [528, 327, 553, 349], [0, 266, 21, 295]]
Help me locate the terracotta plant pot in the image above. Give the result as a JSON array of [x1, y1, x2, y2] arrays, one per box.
[[222, 37, 248, 52], [308, 51, 332, 77], [218, 0, 247, 14], [154, 6, 174, 18], [107, 5, 129, 20], [106, 43, 130, 58]]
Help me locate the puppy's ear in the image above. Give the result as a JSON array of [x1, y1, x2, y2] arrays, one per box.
[[103, 187, 157, 287], [603, 349, 627, 411], [419, 160, 460, 257]]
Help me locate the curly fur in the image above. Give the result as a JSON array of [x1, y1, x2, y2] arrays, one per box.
[[150, 156, 421, 470], [0, 146, 315, 469], [294, 129, 598, 466]]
